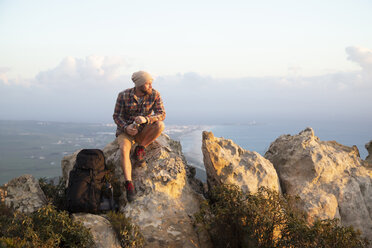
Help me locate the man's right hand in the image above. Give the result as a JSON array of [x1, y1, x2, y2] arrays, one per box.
[[134, 116, 147, 124], [125, 124, 138, 136]]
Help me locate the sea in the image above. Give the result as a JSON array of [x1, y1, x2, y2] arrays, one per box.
[[0, 119, 371, 185]]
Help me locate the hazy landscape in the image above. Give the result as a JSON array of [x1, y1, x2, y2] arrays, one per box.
[[0, 120, 115, 184], [1, 119, 371, 185], [0, 120, 211, 184]]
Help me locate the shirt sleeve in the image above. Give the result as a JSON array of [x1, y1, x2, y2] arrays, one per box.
[[146, 92, 166, 124], [113, 93, 129, 131]]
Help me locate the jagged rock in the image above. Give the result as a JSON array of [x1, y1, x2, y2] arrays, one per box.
[[107, 134, 211, 248], [62, 134, 212, 248], [366, 140, 372, 163], [61, 149, 81, 187], [202, 131, 281, 194], [265, 127, 372, 242], [3, 174, 47, 213], [73, 213, 121, 248], [0, 185, 7, 204]]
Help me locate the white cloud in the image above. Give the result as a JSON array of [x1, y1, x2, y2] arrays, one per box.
[[35, 55, 130, 88], [346, 46, 372, 70], [346, 46, 372, 83], [0, 67, 10, 84], [1, 49, 372, 124], [0, 67, 34, 87]]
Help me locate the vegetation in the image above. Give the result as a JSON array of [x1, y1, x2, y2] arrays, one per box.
[[196, 184, 368, 248], [0, 177, 146, 248], [105, 161, 124, 206], [103, 164, 145, 248], [0, 203, 94, 248], [39, 177, 67, 211], [106, 211, 145, 248]]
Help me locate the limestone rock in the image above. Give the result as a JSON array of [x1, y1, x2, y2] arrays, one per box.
[[61, 134, 212, 248], [202, 131, 281, 194], [366, 140, 372, 163], [4, 174, 47, 213], [265, 127, 372, 242], [0, 185, 7, 204], [61, 149, 81, 187], [73, 213, 121, 248], [109, 134, 211, 248]]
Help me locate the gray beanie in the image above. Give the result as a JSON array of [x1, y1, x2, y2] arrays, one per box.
[[131, 71, 153, 87]]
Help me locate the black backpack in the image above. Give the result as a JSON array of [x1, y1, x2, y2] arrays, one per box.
[[66, 149, 109, 213]]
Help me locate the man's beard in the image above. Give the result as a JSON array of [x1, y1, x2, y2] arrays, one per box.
[[141, 87, 152, 95]]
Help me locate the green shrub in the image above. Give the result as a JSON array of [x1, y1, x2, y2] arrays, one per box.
[[106, 211, 145, 248], [37, 177, 145, 248], [105, 162, 124, 205], [0, 203, 94, 248], [39, 177, 67, 211], [196, 184, 368, 248]]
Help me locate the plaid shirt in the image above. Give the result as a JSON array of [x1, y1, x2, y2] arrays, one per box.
[[113, 87, 166, 136]]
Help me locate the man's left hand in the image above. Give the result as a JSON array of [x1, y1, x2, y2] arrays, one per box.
[[134, 116, 147, 124]]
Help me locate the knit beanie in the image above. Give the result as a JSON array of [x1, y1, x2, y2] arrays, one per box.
[[131, 71, 153, 87]]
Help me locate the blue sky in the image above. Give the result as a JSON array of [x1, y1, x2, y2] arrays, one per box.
[[0, 0, 371, 124]]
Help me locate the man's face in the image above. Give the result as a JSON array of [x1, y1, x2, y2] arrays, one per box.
[[140, 80, 153, 95]]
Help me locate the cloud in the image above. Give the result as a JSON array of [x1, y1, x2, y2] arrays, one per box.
[[0, 67, 10, 84], [0, 49, 371, 124], [346, 46, 372, 83], [35, 55, 130, 88], [346, 46, 372, 71], [0, 56, 134, 123], [0, 67, 34, 87]]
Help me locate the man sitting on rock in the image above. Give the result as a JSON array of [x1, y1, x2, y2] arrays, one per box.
[[113, 71, 165, 202]]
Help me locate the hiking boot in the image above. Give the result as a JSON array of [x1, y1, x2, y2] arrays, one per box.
[[125, 181, 136, 202], [133, 145, 146, 166]]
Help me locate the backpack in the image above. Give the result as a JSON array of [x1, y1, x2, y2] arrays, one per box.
[[66, 149, 109, 213]]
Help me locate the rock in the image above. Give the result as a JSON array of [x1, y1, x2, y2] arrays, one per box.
[[202, 131, 281, 194], [366, 141, 372, 163], [3, 174, 47, 213], [73, 213, 121, 248], [61, 134, 212, 248], [61, 149, 81, 187], [0, 185, 7, 204], [265, 127, 372, 242]]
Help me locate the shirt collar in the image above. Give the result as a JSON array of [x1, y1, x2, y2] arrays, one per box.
[[130, 87, 149, 102]]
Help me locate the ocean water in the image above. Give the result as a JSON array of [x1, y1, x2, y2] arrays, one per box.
[[0, 120, 371, 185], [0, 120, 116, 185]]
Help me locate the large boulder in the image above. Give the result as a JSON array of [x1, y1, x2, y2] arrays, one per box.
[[3, 174, 47, 213], [73, 213, 121, 248], [61, 149, 80, 187], [265, 127, 372, 242], [62, 134, 212, 248], [202, 131, 281, 193], [366, 140, 372, 164]]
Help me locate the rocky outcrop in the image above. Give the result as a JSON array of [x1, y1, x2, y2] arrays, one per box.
[[265, 127, 372, 242], [61, 149, 81, 187], [73, 213, 121, 248], [62, 134, 212, 248], [202, 131, 281, 194], [6, 127, 371, 247], [366, 140, 372, 164], [3, 174, 47, 213]]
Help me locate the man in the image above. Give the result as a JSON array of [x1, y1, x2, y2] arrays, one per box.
[[113, 71, 165, 202]]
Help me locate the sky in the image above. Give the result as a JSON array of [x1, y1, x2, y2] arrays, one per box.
[[0, 0, 372, 125]]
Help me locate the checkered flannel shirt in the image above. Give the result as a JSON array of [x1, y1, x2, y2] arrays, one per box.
[[113, 87, 166, 136]]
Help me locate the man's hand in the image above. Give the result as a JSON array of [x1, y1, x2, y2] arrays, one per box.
[[125, 124, 138, 136], [134, 116, 147, 124]]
